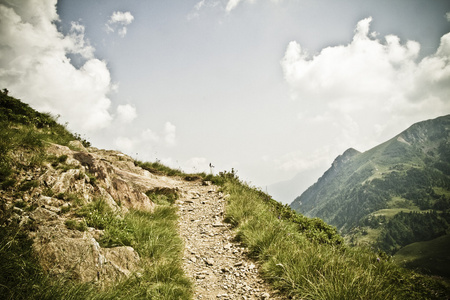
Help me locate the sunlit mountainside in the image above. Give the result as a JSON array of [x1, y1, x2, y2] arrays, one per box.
[[291, 114, 450, 277]]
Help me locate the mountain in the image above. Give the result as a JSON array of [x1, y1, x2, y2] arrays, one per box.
[[290, 115, 450, 261]]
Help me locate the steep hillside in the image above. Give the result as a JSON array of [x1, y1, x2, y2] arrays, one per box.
[[291, 115, 450, 260], [0, 91, 195, 298]]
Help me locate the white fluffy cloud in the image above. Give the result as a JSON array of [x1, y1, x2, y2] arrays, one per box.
[[116, 104, 137, 123], [281, 17, 450, 157], [0, 0, 114, 132], [106, 11, 134, 38], [225, 0, 242, 12]]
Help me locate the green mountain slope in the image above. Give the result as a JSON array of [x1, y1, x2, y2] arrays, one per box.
[[290, 115, 450, 259], [393, 234, 450, 278]]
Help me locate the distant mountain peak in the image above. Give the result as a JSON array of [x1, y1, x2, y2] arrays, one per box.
[[332, 148, 360, 168]]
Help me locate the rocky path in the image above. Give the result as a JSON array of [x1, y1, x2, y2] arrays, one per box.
[[177, 182, 284, 300]]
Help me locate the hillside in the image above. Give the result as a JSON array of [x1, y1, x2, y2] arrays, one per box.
[[291, 115, 450, 266], [1, 92, 450, 299]]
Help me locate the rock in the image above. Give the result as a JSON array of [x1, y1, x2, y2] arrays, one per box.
[[29, 207, 58, 222], [32, 224, 141, 285], [68, 140, 87, 151]]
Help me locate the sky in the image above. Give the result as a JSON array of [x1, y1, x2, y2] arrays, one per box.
[[1, 0, 450, 203]]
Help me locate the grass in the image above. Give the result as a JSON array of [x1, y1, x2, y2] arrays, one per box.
[[372, 208, 421, 218], [134, 160, 187, 177], [222, 177, 450, 299], [0, 93, 193, 299], [145, 187, 180, 206], [0, 196, 193, 299], [393, 235, 450, 278]]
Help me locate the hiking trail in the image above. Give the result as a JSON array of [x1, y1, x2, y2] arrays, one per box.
[[177, 181, 285, 300]]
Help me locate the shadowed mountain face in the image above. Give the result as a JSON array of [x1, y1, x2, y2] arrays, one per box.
[[291, 115, 450, 258]]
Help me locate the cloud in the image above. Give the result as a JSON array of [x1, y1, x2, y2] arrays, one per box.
[[106, 11, 134, 38], [446, 12, 450, 22], [188, 0, 281, 17], [225, 0, 243, 12], [113, 122, 176, 156], [281, 17, 450, 155], [187, 0, 220, 20], [183, 157, 208, 173], [114, 136, 135, 154], [141, 128, 160, 143], [0, 1, 114, 132], [275, 148, 330, 172], [164, 122, 177, 146], [116, 104, 137, 123], [110, 11, 134, 25], [225, 0, 281, 12]]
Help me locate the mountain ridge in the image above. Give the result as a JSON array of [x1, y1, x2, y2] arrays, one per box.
[[290, 114, 450, 276]]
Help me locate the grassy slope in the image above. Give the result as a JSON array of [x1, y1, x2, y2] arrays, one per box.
[[393, 235, 450, 278], [222, 175, 450, 299], [0, 92, 192, 299]]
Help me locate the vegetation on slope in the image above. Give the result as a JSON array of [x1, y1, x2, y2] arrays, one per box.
[[0, 92, 192, 299], [220, 173, 450, 299], [393, 235, 450, 278], [291, 115, 450, 264], [0, 201, 192, 299]]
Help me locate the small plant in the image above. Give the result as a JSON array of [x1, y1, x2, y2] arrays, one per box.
[[85, 172, 97, 185], [76, 198, 115, 230], [14, 200, 27, 209], [145, 187, 179, 205], [18, 180, 39, 191], [60, 205, 71, 214], [64, 219, 87, 231], [134, 160, 187, 177], [42, 187, 54, 197]]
